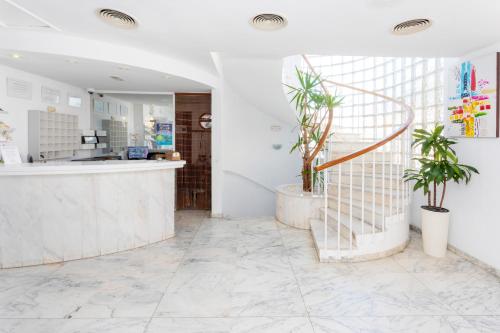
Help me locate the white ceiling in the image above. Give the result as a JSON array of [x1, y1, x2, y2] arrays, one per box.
[[5, 0, 500, 68], [1, 0, 500, 87], [0, 50, 211, 92], [0, 0, 57, 30]]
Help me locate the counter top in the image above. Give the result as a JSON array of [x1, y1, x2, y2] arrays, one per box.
[[0, 159, 186, 176]]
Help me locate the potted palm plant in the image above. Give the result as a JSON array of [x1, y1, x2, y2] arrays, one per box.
[[403, 124, 478, 257], [286, 68, 342, 192], [275, 68, 342, 229]]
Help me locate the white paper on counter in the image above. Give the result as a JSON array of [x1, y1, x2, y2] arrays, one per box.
[[0, 143, 22, 164]]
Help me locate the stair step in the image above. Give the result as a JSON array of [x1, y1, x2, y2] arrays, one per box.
[[310, 218, 353, 251], [329, 173, 403, 190], [328, 194, 401, 211], [329, 151, 396, 163], [320, 207, 383, 236], [328, 196, 402, 222], [328, 187, 396, 207], [325, 161, 403, 174], [329, 171, 402, 179], [310, 216, 409, 263], [328, 183, 399, 199]]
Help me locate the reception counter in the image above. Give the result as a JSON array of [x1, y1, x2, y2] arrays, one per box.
[[0, 160, 185, 268]]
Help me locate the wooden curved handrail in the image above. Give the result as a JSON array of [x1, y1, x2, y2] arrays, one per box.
[[301, 55, 414, 172]]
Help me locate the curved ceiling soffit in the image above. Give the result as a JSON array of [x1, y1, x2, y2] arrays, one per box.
[[0, 30, 219, 89], [218, 55, 296, 126]]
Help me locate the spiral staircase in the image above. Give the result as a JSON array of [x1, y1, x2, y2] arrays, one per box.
[[301, 55, 413, 262]]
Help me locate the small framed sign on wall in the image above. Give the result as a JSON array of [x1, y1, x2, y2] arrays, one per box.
[[446, 52, 499, 138], [68, 94, 82, 108], [41, 86, 61, 104], [120, 104, 128, 116], [94, 100, 105, 113], [108, 102, 118, 115], [6, 78, 32, 100]]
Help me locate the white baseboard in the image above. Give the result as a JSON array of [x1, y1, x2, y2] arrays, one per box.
[[409, 225, 499, 278]]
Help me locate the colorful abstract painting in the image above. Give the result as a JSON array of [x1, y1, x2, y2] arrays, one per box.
[[446, 53, 499, 138]]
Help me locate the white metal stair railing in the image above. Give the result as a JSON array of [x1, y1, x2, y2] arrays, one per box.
[[303, 55, 414, 262], [312, 135, 410, 262]]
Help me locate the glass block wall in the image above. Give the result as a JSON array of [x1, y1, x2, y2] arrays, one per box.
[[303, 56, 445, 139]]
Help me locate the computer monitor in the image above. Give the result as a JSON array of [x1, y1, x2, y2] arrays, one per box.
[[127, 146, 148, 160]]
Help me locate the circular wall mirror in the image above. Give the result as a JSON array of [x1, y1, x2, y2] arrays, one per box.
[[199, 113, 212, 129]]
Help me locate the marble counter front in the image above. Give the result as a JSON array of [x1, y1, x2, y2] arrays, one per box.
[[0, 160, 185, 268]]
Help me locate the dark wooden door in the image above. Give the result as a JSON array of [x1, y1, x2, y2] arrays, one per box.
[[175, 93, 211, 210]]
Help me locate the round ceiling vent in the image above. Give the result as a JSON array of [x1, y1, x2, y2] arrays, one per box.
[[393, 18, 432, 35], [97, 9, 137, 29], [250, 13, 287, 31]]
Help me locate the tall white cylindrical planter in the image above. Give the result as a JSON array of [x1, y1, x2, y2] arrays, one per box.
[[421, 207, 450, 258], [276, 184, 324, 230]]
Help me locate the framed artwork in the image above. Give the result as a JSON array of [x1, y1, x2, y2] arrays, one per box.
[[120, 104, 128, 117], [155, 122, 173, 147], [108, 102, 118, 115], [68, 94, 82, 108], [446, 52, 499, 138], [94, 100, 105, 113]]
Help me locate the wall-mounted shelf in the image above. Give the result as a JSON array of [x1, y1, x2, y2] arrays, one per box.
[[28, 110, 80, 161]]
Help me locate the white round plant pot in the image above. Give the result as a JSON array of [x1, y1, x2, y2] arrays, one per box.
[[276, 184, 324, 230], [421, 206, 450, 258]]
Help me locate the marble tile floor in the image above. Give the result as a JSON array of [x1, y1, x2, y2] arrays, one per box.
[[0, 210, 498, 333]]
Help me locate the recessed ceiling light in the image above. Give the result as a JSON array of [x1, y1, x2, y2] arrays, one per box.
[[97, 8, 137, 29], [250, 13, 288, 31], [11, 53, 22, 59], [393, 18, 432, 35], [110, 75, 125, 82], [117, 66, 130, 71]]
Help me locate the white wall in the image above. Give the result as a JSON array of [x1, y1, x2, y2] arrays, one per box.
[[220, 84, 300, 217], [0, 64, 141, 160], [410, 43, 500, 270], [208, 54, 303, 218], [0, 64, 90, 160], [211, 82, 224, 217]]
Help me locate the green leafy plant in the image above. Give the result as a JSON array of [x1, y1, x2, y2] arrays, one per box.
[[403, 124, 479, 211], [285, 68, 343, 192]]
